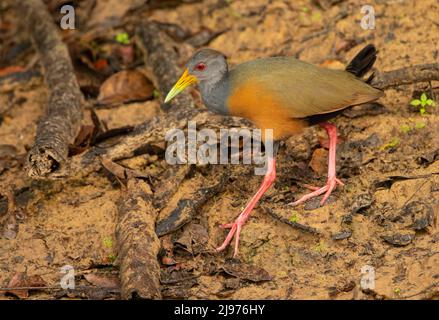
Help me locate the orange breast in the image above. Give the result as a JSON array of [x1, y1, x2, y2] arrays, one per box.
[[227, 81, 307, 140]]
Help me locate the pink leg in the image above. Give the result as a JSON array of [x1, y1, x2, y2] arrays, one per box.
[[216, 156, 276, 257], [290, 122, 344, 207]]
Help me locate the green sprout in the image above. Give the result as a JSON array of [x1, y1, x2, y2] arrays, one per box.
[[394, 287, 401, 296], [415, 122, 426, 129], [301, 6, 310, 13], [103, 237, 113, 249], [314, 241, 326, 253], [115, 32, 130, 45], [381, 138, 400, 150], [400, 125, 411, 134], [311, 12, 322, 22], [152, 89, 160, 99], [107, 254, 117, 263], [401, 121, 427, 133], [289, 213, 299, 223], [410, 93, 435, 115]]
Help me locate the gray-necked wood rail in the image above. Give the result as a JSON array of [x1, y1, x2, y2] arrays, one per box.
[[165, 45, 384, 256]]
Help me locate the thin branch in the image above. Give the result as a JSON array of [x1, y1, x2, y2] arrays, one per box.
[[17, 0, 84, 178], [372, 63, 439, 90]]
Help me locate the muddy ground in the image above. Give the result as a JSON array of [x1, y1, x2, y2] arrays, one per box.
[[0, 0, 438, 299]]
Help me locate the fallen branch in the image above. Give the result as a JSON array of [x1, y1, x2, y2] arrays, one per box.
[[155, 169, 230, 236], [116, 179, 161, 300], [371, 63, 439, 90], [17, 0, 84, 178], [262, 206, 321, 235]]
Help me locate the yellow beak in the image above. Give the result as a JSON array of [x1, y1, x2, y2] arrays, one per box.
[[164, 69, 198, 103]]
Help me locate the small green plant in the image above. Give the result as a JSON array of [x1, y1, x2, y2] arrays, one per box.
[[103, 237, 113, 249], [289, 213, 299, 223], [115, 32, 130, 45], [410, 93, 435, 115], [401, 121, 427, 134], [400, 124, 411, 134], [394, 287, 401, 296], [107, 254, 117, 263], [301, 6, 310, 13], [314, 241, 326, 253], [415, 121, 426, 129], [152, 89, 160, 99], [311, 12, 322, 22], [381, 138, 399, 150]]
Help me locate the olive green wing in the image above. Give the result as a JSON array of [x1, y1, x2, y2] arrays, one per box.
[[232, 57, 383, 118]]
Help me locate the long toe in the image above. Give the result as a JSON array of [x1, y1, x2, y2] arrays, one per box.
[[289, 185, 328, 206], [290, 177, 344, 207], [320, 178, 337, 205], [216, 216, 247, 255], [216, 223, 237, 252]]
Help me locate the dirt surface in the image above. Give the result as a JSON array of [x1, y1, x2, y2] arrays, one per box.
[[0, 0, 438, 300]]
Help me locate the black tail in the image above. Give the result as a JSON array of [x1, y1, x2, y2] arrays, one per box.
[[345, 44, 377, 79]]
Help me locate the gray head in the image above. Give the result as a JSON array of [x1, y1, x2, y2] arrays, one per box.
[[164, 49, 228, 103], [187, 49, 228, 82]]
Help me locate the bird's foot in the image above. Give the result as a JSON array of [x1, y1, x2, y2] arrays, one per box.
[[216, 214, 247, 258], [216, 155, 277, 257], [289, 176, 344, 207]]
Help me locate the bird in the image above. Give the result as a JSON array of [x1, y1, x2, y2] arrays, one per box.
[[164, 45, 383, 257]]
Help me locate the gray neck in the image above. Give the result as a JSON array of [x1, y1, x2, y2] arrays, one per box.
[[199, 73, 229, 115]]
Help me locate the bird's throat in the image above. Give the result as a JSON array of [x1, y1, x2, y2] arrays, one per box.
[[199, 73, 230, 115]]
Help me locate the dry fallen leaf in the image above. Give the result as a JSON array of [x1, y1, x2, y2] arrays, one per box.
[[4, 273, 46, 299], [116, 45, 135, 65], [97, 70, 154, 106], [68, 125, 97, 156], [0, 66, 26, 77], [84, 273, 120, 289], [221, 260, 272, 282], [100, 157, 149, 181]]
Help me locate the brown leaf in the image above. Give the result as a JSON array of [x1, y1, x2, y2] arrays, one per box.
[[116, 45, 135, 65], [5, 273, 46, 299], [84, 273, 120, 289], [189, 224, 209, 254], [94, 59, 109, 71], [382, 233, 415, 247], [0, 66, 26, 77], [161, 256, 177, 266], [221, 260, 272, 282], [0, 144, 19, 159], [68, 125, 97, 156], [100, 157, 149, 181], [97, 70, 154, 106]]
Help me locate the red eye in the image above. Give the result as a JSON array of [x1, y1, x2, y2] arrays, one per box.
[[195, 63, 206, 71]]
